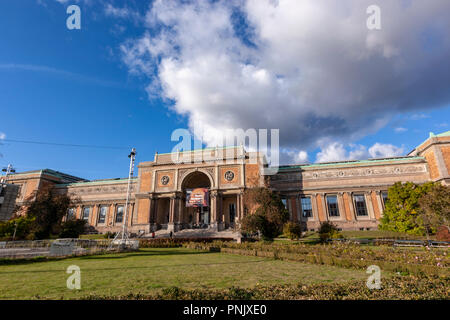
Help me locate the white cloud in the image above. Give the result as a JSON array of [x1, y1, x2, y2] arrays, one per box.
[[121, 0, 450, 157], [315, 142, 404, 163], [368, 143, 404, 158], [0, 132, 5, 140], [104, 4, 140, 20], [394, 127, 408, 133], [282, 149, 309, 164], [410, 113, 431, 120]]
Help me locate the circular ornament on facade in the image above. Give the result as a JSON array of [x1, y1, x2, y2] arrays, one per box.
[[224, 170, 235, 181], [366, 169, 372, 175], [161, 175, 170, 185], [313, 173, 318, 179], [339, 171, 344, 177]]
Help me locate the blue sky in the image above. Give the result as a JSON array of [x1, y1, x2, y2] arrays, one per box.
[[0, 0, 449, 180]]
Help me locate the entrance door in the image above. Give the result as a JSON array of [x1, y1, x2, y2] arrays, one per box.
[[200, 206, 209, 225], [229, 203, 236, 226]]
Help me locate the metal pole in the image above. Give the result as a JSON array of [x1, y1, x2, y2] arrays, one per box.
[[1, 164, 16, 183], [121, 148, 136, 240]]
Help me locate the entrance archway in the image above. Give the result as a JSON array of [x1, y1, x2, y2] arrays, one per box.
[[181, 171, 212, 228]]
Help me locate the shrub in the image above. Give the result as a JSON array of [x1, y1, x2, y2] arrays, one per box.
[[379, 182, 435, 235], [103, 231, 116, 239], [58, 219, 86, 238], [318, 222, 342, 243], [283, 222, 302, 240], [0, 216, 35, 240]]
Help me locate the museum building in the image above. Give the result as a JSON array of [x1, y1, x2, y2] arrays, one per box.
[[1, 131, 449, 234]]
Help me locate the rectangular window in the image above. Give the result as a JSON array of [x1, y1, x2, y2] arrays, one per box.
[[381, 192, 389, 206], [281, 198, 288, 209], [98, 206, 108, 224], [326, 195, 340, 217], [67, 208, 75, 220], [82, 207, 90, 221], [300, 197, 313, 218], [115, 205, 124, 223], [354, 194, 368, 216]]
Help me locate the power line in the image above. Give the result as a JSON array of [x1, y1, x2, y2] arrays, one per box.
[[0, 138, 130, 150]]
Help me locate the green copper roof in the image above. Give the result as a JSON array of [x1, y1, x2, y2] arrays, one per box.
[[55, 177, 137, 188], [278, 156, 425, 171], [429, 130, 450, 138]]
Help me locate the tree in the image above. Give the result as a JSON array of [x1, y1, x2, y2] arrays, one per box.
[[24, 186, 76, 239], [418, 183, 450, 233], [59, 219, 86, 238], [241, 187, 289, 240], [379, 181, 434, 236], [283, 222, 302, 240]]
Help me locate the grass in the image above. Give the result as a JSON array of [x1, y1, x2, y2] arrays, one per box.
[[79, 234, 106, 240], [0, 247, 374, 299]]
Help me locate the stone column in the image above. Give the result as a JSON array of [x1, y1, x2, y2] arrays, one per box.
[[337, 192, 345, 221], [236, 193, 241, 222], [310, 194, 318, 222], [168, 195, 177, 232], [177, 194, 184, 224], [345, 192, 357, 221], [375, 191, 384, 218], [169, 195, 175, 223], [365, 192, 375, 220], [318, 193, 328, 222], [149, 195, 156, 224]]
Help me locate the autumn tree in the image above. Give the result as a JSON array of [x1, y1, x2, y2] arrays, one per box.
[[418, 183, 450, 233], [241, 187, 289, 240], [24, 186, 76, 239]]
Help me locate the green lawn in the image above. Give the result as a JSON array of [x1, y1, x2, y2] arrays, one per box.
[[0, 248, 372, 299]]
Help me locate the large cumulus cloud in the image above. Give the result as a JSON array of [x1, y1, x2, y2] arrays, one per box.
[[120, 0, 450, 162]]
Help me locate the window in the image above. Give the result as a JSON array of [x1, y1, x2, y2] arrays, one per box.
[[326, 195, 340, 217], [98, 206, 108, 224], [67, 208, 75, 220], [115, 205, 124, 223], [381, 192, 389, 206], [354, 194, 368, 216], [300, 197, 313, 218], [281, 198, 288, 209], [82, 207, 90, 221]]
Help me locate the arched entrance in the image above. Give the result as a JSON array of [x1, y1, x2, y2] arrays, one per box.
[[181, 171, 212, 228]]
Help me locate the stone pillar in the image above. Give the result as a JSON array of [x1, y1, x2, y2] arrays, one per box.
[[337, 192, 345, 221], [365, 192, 375, 220], [310, 194, 318, 222], [236, 193, 241, 222], [317, 193, 328, 222], [167, 195, 177, 232], [91, 205, 98, 226], [177, 194, 184, 224], [375, 191, 384, 218], [344, 192, 355, 221], [149, 195, 156, 224]]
